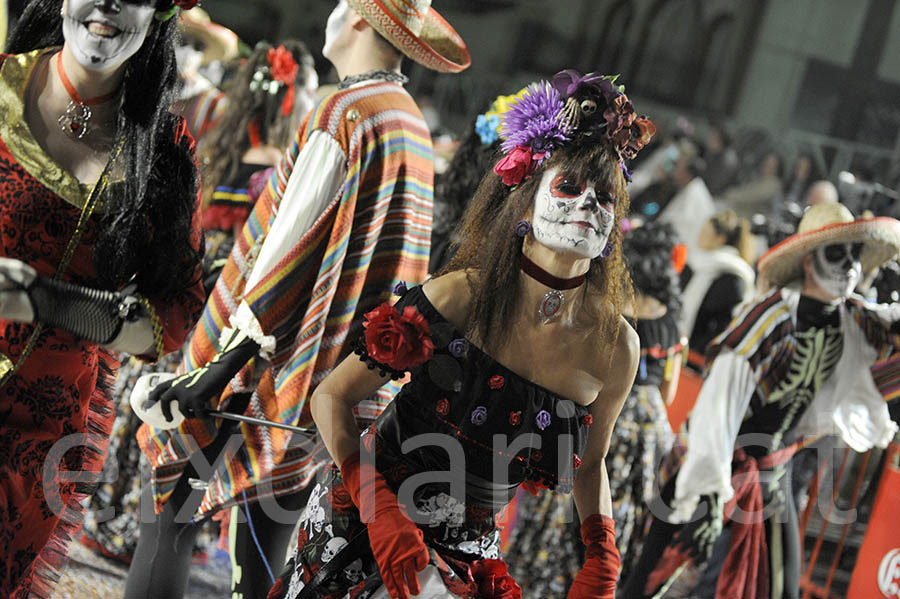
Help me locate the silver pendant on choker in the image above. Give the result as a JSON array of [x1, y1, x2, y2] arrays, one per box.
[[538, 289, 565, 324], [58, 100, 91, 140]]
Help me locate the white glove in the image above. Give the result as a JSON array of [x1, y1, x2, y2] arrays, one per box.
[[0, 257, 37, 322]]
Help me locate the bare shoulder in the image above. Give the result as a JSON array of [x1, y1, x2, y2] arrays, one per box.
[[421, 270, 478, 330], [589, 314, 640, 388]]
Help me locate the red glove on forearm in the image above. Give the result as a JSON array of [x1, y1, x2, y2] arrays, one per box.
[[567, 514, 621, 599], [340, 452, 429, 599]]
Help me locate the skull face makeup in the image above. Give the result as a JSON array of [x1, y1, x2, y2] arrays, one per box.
[[62, 0, 155, 72], [810, 242, 862, 299], [531, 167, 616, 259]]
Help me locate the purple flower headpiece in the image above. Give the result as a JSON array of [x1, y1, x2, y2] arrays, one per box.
[[493, 69, 656, 187]]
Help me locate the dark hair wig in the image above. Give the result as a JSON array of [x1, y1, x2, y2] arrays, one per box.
[[433, 128, 501, 236], [442, 141, 633, 351], [621, 221, 681, 317], [199, 39, 316, 204], [7, 0, 202, 300]]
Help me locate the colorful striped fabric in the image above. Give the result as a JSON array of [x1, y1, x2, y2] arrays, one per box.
[[138, 81, 433, 516], [176, 87, 228, 143]]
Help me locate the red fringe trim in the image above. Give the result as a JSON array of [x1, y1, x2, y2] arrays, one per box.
[[202, 203, 252, 232], [18, 352, 117, 599]]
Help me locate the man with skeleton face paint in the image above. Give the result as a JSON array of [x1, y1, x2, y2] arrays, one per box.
[[0, 0, 205, 597], [623, 203, 900, 599]]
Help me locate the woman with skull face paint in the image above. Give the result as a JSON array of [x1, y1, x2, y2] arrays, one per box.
[[267, 71, 654, 599], [0, 0, 204, 596], [621, 202, 900, 599]]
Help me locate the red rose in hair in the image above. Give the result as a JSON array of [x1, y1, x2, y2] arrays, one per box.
[[470, 559, 522, 599], [363, 304, 434, 371], [174, 0, 199, 9], [268, 45, 300, 85], [493, 145, 544, 187]]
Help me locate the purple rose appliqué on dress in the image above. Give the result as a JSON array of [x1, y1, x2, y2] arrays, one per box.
[[448, 338, 468, 358], [393, 281, 408, 295], [471, 406, 488, 426], [535, 410, 551, 430]]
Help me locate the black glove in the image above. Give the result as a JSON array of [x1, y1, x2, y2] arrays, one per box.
[[145, 328, 260, 422], [672, 493, 723, 563]]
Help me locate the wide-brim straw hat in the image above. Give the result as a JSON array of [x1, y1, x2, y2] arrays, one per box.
[[346, 0, 470, 73], [758, 202, 900, 287], [179, 8, 240, 65]]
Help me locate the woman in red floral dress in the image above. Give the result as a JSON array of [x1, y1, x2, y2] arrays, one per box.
[[0, 0, 204, 597], [266, 70, 655, 599]]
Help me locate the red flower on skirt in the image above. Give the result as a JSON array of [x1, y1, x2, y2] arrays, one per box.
[[363, 303, 434, 370], [470, 558, 522, 599], [488, 375, 505, 390]]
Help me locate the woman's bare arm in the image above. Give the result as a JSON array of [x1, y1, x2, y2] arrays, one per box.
[[572, 318, 639, 521], [310, 353, 392, 468]]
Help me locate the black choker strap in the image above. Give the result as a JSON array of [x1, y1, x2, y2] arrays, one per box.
[[520, 253, 587, 290], [337, 70, 409, 90]]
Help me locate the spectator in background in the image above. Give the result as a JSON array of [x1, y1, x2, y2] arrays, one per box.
[[680, 210, 756, 363], [656, 141, 715, 257], [629, 116, 694, 204], [805, 180, 839, 208], [782, 153, 820, 206], [720, 150, 783, 219], [173, 7, 239, 142], [702, 122, 740, 196]]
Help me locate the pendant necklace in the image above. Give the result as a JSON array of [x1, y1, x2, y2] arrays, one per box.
[[55, 52, 117, 140], [520, 253, 587, 324]]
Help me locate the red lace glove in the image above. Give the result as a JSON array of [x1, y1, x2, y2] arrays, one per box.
[[341, 452, 429, 599], [567, 514, 621, 599]]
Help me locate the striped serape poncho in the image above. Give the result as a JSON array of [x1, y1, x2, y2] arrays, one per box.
[[138, 79, 434, 518]]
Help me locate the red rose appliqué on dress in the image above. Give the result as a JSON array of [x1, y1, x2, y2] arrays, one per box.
[[488, 375, 505, 390], [363, 303, 434, 371]]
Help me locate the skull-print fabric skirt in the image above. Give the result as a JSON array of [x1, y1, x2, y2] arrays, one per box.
[[266, 462, 503, 599]]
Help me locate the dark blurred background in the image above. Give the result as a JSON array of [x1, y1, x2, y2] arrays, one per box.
[[7, 0, 900, 193]]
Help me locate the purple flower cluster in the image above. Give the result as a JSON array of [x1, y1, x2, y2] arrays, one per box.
[[499, 82, 569, 155]]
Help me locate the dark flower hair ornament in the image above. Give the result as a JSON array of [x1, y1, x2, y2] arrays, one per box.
[[155, 0, 199, 21], [492, 69, 656, 187]]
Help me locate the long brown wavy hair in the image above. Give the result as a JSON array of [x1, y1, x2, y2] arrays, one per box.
[[199, 40, 316, 204], [441, 142, 633, 350]]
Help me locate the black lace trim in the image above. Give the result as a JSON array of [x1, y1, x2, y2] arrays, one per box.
[[351, 335, 407, 380]]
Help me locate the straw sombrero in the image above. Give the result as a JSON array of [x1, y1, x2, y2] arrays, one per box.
[[179, 8, 240, 65], [758, 203, 900, 287], [346, 0, 471, 73]]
